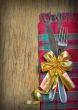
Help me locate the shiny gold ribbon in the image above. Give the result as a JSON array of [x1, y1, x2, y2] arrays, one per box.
[[41, 50, 75, 92], [27, 89, 48, 104]]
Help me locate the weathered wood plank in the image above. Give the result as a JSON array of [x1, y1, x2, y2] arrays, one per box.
[[0, 0, 78, 110]]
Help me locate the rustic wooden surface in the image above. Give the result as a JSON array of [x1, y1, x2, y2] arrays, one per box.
[[0, 0, 78, 110]]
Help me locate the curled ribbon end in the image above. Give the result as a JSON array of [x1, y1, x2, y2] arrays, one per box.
[[32, 89, 42, 101], [27, 100, 32, 104], [27, 100, 40, 105]]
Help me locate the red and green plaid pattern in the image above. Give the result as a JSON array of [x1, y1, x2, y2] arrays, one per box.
[[38, 13, 78, 110]]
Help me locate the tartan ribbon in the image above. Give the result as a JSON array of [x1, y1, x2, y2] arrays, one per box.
[[40, 50, 75, 92]]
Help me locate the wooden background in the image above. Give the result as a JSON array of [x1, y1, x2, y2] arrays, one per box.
[[0, 0, 78, 110]]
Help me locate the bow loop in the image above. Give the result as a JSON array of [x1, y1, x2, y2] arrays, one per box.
[[58, 51, 71, 61], [41, 62, 52, 72], [43, 51, 56, 62]]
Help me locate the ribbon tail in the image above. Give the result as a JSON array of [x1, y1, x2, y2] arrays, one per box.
[[60, 72, 75, 90], [40, 73, 55, 92], [58, 78, 67, 103]]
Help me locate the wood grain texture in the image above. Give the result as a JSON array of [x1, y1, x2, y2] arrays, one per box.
[[0, 0, 78, 110]]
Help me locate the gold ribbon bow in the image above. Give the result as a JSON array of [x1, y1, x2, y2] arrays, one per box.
[[41, 51, 75, 92], [27, 50, 75, 104]]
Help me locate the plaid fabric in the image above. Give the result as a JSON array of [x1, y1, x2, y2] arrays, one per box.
[[38, 13, 78, 110]]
